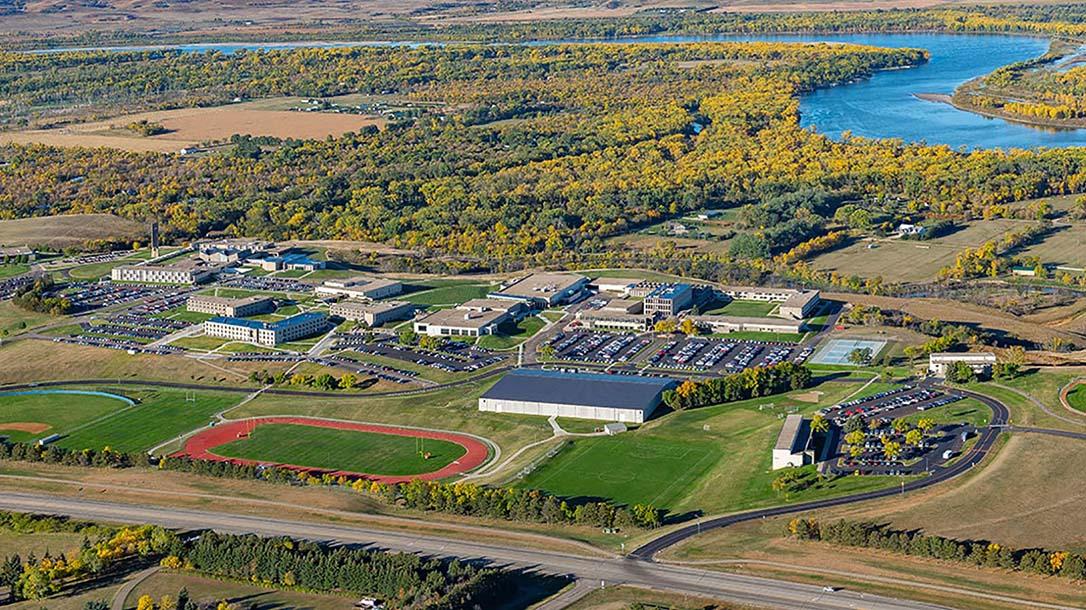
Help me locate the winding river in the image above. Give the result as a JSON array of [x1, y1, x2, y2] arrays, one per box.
[[32, 33, 1086, 149]]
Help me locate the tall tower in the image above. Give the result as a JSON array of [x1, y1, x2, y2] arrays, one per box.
[[150, 221, 160, 258]]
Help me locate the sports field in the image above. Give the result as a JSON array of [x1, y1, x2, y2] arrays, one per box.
[[0, 390, 132, 443], [57, 388, 239, 453], [810, 338, 886, 365], [518, 436, 720, 509], [212, 423, 467, 476]]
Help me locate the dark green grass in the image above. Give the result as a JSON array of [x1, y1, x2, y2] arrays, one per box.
[[0, 392, 128, 443], [1067, 385, 1086, 413], [901, 397, 991, 427], [517, 436, 720, 509], [57, 388, 238, 453], [212, 424, 466, 475], [402, 283, 491, 306], [477, 316, 546, 349], [704, 299, 778, 317]]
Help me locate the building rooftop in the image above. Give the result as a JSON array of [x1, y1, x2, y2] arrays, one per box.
[[929, 352, 997, 362], [321, 276, 400, 291], [775, 414, 812, 453], [190, 294, 272, 307], [647, 283, 692, 300], [417, 307, 508, 329], [592, 277, 645, 288], [690, 314, 804, 329], [491, 272, 587, 299], [332, 300, 411, 314], [481, 369, 676, 412], [209, 312, 325, 331], [458, 298, 524, 312]]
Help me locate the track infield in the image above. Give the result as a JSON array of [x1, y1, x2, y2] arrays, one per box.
[[176, 417, 489, 482]]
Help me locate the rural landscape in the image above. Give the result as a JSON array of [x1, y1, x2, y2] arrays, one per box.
[[1, 1, 1086, 609]]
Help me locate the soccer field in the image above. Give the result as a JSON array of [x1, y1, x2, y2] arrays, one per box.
[[0, 390, 133, 444], [211, 424, 467, 476], [518, 436, 720, 509]]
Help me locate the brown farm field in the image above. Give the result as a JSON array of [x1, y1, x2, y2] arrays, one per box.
[[0, 100, 385, 152], [0, 213, 145, 248]]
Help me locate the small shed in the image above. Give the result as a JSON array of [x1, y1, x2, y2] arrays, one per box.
[[603, 423, 627, 436]]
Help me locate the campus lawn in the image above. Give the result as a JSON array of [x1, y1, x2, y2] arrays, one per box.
[[477, 315, 546, 349], [169, 335, 234, 351], [158, 307, 214, 324], [57, 388, 239, 453], [0, 263, 29, 279], [901, 397, 992, 428], [0, 391, 131, 443], [65, 256, 142, 280], [212, 423, 466, 475], [0, 301, 54, 336], [705, 299, 778, 317], [402, 283, 491, 306], [123, 571, 357, 610], [518, 380, 900, 515], [707, 330, 807, 343], [1066, 384, 1086, 413]]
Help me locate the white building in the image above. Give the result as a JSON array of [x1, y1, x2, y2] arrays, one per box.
[[488, 272, 589, 307], [772, 414, 814, 470], [689, 315, 805, 335], [111, 263, 213, 285], [203, 312, 327, 347], [928, 352, 997, 377], [718, 286, 821, 320], [315, 276, 403, 300], [187, 294, 274, 317], [590, 277, 645, 296]]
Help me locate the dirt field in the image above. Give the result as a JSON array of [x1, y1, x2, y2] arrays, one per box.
[[0, 101, 385, 152], [0, 214, 145, 248]]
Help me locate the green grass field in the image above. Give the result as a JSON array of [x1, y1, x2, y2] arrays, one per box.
[[0, 391, 131, 443], [708, 330, 807, 343], [705, 299, 779, 317], [402, 283, 491, 306], [0, 263, 29, 279], [901, 397, 991, 428], [212, 423, 465, 475], [0, 301, 54, 337], [478, 316, 546, 349], [57, 388, 238, 453], [1066, 384, 1086, 413]]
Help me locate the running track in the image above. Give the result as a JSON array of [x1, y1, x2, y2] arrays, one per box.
[[175, 416, 490, 483]]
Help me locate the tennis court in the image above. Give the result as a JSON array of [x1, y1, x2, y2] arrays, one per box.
[[810, 339, 886, 365]]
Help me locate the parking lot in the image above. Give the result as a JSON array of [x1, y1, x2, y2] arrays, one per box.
[[219, 276, 313, 294], [546, 331, 813, 375], [819, 383, 964, 426], [332, 333, 506, 374]]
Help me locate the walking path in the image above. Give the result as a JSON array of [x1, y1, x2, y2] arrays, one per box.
[[110, 566, 160, 610]]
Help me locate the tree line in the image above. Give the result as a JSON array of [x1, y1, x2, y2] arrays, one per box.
[[662, 362, 813, 411]]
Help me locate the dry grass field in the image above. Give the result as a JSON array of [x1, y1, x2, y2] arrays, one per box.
[[0, 213, 145, 248], [810, 219, 1023, 283], [0, 100, 385, 153]]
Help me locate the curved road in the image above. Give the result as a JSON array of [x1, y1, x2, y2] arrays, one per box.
[[629, 388, 1009, 559]]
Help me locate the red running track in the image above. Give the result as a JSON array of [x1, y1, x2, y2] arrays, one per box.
[[174, 416, 490, 483]]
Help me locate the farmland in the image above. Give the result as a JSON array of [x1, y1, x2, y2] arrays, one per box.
[[0, 100, 386, 152], [0, 214, 145, 249], [210, 423, 467, 476]]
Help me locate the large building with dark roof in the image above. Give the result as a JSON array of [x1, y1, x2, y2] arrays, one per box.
[[478, 369, 676, 423]]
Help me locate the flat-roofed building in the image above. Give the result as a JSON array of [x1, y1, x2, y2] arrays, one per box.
[[187, 294, 274, 317], [590, 277, 645, 296], [488, 272, 589, 307], [772, 414, 813, 470], [315, 276, 403, 300], [0, 246, 36, 263], [643, 283, 694, 317], [718, 286, 821, 320], [111, 262, 213, 285], [330, 300, 415, 327], [929, 352, 997, 377], [413, 307, 509, 337], [203, 312, 327, 347], [602, 299, 644, 315], [689, 315, 805, 335], [575, 309, 648, 332], [457, 298, 528, 319], [479, 369, 676, 423]]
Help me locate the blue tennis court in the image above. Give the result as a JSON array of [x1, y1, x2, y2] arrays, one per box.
[[810, 339, 887, 365]]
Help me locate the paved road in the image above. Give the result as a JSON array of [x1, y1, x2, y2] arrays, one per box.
[[629, 388, 1009, 560], [0, 491, 950, 610]]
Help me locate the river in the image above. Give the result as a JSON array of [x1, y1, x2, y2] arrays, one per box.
[[29, 33, 1086, 149]]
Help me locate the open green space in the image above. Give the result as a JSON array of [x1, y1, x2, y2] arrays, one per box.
[[1066, 384, 1086, 413], [169, 334, 234, 351], [517, 380, 899, 514], [705, 299, 779, 317], [0, 263, 29, 279], [707, 330, 807, 343], [0, 391, 130, 443], [57, 387, 238, 453], [901, 397, 991, 428], [0, 301, 54, 337], [124, 571, 357, 610], [212, 423, 466, 475], [402, 282, 491, 306], [65, 255, 142, 280], [478, 315, 546, 349]]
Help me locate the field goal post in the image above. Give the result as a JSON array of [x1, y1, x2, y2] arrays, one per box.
[[185, 391, 197, 404]]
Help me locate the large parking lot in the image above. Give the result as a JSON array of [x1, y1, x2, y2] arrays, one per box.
[[332, 333, 506, 375], [546, 331, 813, 375], [819, 383, 964, 426]]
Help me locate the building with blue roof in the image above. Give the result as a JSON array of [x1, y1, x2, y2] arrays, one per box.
[[643, 283, 694, 317], [203, 312, 328, 347], [479, 369, 677, 423]]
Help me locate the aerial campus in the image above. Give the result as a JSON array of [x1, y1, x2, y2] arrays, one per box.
[[3, 3, 1086, 610]]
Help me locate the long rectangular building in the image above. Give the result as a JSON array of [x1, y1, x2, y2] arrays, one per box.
[[315, 276, 403, 300], [187, 294, 274, 317], [203, 312, 327, 347], [479, 369, 676, 423], [718, 286, 821, 320], [111, 263, 214, 285], [330, 300, 415, 327], [689, 315, 805, 335], [488, 272, 588, 307]]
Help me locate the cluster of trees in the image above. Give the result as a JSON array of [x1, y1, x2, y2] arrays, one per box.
[[939, 222, 1051, 280], [11, 276, 72, 315], [125, 119, 168, 136], [0, 524, 176, 600], [661, 363, 812, 410], [841, 416, 937, 460], [787, 518, 1086, 580], [397, 328, 442, 350], [359, 478, 663, 529], [171, 531, 511, 609], [246, 369, 369, 391]]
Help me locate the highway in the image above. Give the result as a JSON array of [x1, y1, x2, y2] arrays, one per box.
[[0, 491, 951, 610]]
